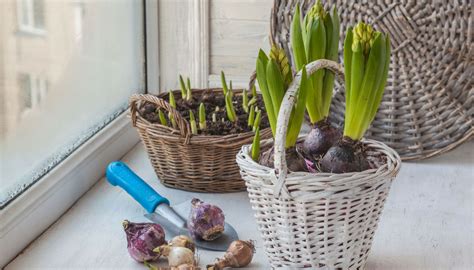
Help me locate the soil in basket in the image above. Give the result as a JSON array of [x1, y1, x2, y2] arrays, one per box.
[[139, 89, 270, 136], [259, 144, 308, 172], [257, 140, 387, 173], [301, 140, 387, 173]]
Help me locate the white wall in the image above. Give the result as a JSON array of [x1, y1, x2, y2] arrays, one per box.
[[158, 0, 273, 91], [208, 0, 272, 88]]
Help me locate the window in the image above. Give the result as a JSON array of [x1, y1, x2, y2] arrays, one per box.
[[18, 73, 48, 115], [17, 0, 46, 34], [73, 1, 84, 42], [0, 0, 145, 208]]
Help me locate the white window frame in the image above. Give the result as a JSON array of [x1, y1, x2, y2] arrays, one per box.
[[17, 0, 47, 36], [19, 73, 48, 118], [0, 0, 159, 267]]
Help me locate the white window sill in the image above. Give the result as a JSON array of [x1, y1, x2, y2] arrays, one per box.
[[0, 112, 140, 267], [16, 27, 47, 37], [4, 140, 473, 269]]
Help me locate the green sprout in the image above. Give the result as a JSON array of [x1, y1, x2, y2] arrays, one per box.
[[186, 77, 192, 101], [248, 96, 257, 106], [199, 103, 206, 130], [212, 112, 217, 122], [252, 110, 261, 132], [158, 109, 168, 126], [229, 80, 233, 97], [169, 91, 177, 129], [247, 105, 255, 127], [189, 110, 198, 135], [225, 91, 237, 122], [169, 90, 176, 107], [221, 71, 229, 95], [343, 22, 390, 140], [251, 127, 260, 161], [179, 75, 187, 99], [144, 261, 158, 270], [251, 84, 257, 97], [242, 89, 249, 113]]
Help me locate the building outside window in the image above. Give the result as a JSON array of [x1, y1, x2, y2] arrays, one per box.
[[18, 73, 48, 116], [17, 0, 46, 35], [1, 0, 145, 208]]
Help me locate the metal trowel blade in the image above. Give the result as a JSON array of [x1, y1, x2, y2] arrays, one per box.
[[144, 200, 238, 251]]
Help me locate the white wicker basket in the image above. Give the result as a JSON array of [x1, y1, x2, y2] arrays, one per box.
[[236, 60, 402, 269]]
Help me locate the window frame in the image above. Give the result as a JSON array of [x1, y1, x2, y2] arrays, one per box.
[[18, 73, 48, 118], [17, 0, 47, 36], [0, 0, 159, 267]]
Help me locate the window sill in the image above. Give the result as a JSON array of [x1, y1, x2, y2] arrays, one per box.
[[0, 112, 139, 267], [3, 140, 473, 269], [16, 27, 47, 37]]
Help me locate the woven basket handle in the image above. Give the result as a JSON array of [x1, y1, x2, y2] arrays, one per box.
[[273, 59, 344, 197], [129, 94, 191, 141]]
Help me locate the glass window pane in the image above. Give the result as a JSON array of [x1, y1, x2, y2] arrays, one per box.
[[19, 0, 30, 27], [18, 73, 32, 111], [0, 0, 145, 207], [33, 0, 45, 29]]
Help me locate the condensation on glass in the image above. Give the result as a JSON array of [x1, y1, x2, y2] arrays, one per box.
[[0, 0, 145, 208]]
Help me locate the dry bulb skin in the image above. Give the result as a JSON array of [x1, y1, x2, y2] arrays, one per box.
[[320, 136, 369, 173], [302, 118, 341, 158], [206, 240, 255, 270], [187, 198, 225, 241], [169, 235, 196, 253], [153, 245, 195, 267], [122, 220, 166, 262]]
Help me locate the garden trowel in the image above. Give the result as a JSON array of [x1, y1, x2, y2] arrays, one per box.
[[106, 161, 238, 251]]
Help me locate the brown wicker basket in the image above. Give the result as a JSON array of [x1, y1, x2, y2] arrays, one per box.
[[260, 0, 473, 160], [129, 89, 272, 193]]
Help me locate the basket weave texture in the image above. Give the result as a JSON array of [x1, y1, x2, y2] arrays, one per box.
[[237, 60, 401, 268], [266, 0, 473, 160], [130, 89, 271, 193]]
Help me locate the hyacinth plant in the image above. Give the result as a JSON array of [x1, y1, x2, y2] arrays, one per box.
[[152, 73, 267, 137], [199, 103, 206, 130], [291, 0, 341, 157], [220, 70, 261, 128], [168, 91, 177, 129], [219, 71, 239, 122], [220, 71, 231, 97], [158, 109, 167, 126], [189, 110, 198, 135], [320, 22, 391, 173], [179, 75, 192, 101], [251, 46, 310, 171]]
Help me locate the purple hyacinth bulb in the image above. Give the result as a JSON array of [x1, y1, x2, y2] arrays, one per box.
[[187, 198, 225, 241], [123, 220, 166, 262]]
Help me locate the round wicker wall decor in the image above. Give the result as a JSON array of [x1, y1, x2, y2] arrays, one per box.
[[269, 0, 473, 160]]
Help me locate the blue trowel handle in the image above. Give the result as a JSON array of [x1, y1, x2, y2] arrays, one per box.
[[106, 161, 169, 213]]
